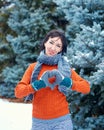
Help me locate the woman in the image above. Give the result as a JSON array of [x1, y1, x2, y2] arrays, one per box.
[[15, 29, 90, 130]]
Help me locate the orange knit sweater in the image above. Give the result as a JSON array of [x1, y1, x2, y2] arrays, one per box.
[[15, 63, 90, 119]]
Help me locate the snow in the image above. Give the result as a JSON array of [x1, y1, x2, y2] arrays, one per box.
[[0, 99, 32, 130]]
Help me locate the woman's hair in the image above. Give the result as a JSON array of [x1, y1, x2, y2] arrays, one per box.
[[41, 29, 68, 55]]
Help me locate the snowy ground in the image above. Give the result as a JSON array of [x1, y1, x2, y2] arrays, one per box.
[[0, 99, 32, 130]]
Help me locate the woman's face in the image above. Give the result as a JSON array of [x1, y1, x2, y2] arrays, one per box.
[[44, 37, 62, 56]]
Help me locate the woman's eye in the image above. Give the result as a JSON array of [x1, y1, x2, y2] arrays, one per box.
[[49, 41, 53, 44], [57, 45, 61, 48]]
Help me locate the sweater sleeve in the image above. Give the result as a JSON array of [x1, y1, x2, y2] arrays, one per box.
[[15, 64, 36, 98], [71, 69, 90, 94]]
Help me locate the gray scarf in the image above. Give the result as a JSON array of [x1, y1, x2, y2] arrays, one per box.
[[25, 51, 71, 101]]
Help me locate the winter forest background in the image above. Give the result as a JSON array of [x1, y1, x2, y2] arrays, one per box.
[[0, 0, 104, 129]]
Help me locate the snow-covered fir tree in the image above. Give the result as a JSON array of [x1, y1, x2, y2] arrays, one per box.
[[0, 0, 67, 98], [67, 23, 104, 129], [54, 0, 104, 129], [0, 0, 16, 97]]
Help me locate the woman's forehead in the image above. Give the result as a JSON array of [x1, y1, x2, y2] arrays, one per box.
[[48, 37, 62, 43]]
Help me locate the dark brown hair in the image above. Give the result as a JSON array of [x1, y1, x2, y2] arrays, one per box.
[[41, 29, 68, 55]]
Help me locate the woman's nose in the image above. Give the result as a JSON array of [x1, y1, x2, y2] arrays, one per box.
[[51, 45, 56, 50]]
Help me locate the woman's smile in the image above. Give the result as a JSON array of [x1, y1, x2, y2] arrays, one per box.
[[46, 48, 56, 56]]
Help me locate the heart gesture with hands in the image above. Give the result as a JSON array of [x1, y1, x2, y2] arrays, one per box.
[[32, 69, 72, 91], [41, 69, 72, 90], [40, 69, 64, 90]]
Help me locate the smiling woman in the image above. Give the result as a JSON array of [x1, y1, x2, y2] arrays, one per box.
[[15, 29, 90, 130]]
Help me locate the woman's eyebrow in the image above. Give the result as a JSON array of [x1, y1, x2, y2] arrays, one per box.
[[50, 40, 54, 43], [50, 37, 60, 42]]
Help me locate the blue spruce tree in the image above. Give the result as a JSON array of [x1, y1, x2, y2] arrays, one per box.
[[1, 0, 67, 98], [0, 1, 16, 98], [54, 0, 104, 129], [68, 23, 104, 129]]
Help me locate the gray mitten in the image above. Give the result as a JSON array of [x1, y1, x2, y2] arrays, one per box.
[[40, 71, 50, 87]]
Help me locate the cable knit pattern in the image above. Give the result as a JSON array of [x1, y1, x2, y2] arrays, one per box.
[[15, 63, 90, 119]]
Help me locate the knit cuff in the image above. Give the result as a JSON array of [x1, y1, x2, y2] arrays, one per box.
[[58, 85, 70, 96]]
